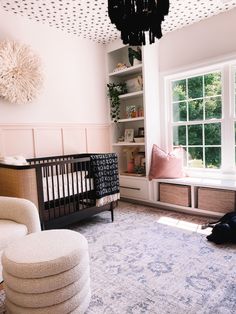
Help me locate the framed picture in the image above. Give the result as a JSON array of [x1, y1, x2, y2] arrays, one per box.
[[124, 129, 134, 142]]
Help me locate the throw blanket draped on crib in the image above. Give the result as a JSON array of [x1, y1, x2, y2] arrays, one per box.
[[90, 153, 120, 207]]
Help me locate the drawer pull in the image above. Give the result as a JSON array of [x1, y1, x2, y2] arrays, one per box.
[[120, 186, 141, 191]]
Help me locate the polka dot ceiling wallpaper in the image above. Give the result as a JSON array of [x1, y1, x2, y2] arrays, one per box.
[[1, 0, 236, 44]]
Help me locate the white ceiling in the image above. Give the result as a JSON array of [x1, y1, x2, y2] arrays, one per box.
[[1, 0, 236, 45]]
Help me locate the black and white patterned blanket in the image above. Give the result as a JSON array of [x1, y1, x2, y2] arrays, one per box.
[[90, 153, 120, 207]]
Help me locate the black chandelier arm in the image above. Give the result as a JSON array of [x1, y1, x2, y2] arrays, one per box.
[[108, 0, 125, 25], [158, 0, 170, 16], [108, 0, 170, 45]]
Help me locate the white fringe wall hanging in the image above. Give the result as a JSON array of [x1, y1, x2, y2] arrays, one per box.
[[0, 40, 43, 104]]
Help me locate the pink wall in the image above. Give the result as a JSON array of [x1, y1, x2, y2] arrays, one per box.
[[0, 8, 111, 157], [0, 7, 108, 125], [159, 8, 236, 73]]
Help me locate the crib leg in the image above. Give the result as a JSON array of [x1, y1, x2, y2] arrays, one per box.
[[110, 201, 115, 222], [111, 208, 114, 222], [40, 220, 46, 230]]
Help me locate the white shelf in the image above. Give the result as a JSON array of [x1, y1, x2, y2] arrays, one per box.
[[120, 172, 146, 178], [119, 91, 143, 100], [118, 117, 144, 123], [109, 64, 142, 77], [112, 142, 145, 147]]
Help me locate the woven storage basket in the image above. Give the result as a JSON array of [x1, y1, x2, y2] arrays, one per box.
[[159, 183, 191, 207], [198, 187, 235, 213]]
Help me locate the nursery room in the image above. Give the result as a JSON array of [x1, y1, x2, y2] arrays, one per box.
[[0, 0, 236, 313]]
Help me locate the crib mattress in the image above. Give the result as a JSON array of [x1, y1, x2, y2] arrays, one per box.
[[43, 172, 93, 202]]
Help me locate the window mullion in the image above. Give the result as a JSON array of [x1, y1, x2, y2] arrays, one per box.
[[221, 65, 235, 172], [202, 77, 205, 167]]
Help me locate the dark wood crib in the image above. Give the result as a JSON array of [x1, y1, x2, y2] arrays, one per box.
[[0, 153, 119, 229]]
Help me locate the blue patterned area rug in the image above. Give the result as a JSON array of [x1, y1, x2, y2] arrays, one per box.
[[0, 290, 4, 314], [1, 202, 236, 314], [71, 202, 236, 314]]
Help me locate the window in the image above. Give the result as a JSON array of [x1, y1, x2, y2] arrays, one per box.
[[171, 71, 222, 169]]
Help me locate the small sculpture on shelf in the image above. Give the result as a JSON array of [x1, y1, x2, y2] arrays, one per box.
[[113, 63, 129, 72]]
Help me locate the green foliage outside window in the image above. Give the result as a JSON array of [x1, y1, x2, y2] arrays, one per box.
[[171, 72, 222, 169], [188, 76, 203, 99]]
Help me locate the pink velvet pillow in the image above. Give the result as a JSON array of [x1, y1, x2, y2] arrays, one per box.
[[149, 145, 185, 180]]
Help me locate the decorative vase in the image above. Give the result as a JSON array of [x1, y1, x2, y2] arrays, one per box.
[[127, 160, 134, 173]]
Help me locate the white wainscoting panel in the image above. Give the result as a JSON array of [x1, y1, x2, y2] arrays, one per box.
[[86, 126, 110, 153], [1, 128, 35, 158], [62, 127, 87, 155], [34, 128, 63, 157], [0, 123, 111, 158]]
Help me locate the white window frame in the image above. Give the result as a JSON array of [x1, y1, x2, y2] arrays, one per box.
[[164, 61, 236, 179], [232, 65, 236, 166]]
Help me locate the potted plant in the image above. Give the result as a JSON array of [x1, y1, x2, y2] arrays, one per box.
[[128, 47, 142, 66], [107, 82, 127, 122]]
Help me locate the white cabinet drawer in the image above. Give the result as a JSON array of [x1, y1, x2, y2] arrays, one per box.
[[120, 176, 148, 200]]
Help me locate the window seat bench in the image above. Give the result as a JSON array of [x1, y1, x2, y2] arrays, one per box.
[[152, 177, 236, 217]]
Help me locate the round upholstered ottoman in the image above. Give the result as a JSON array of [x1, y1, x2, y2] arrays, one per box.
[[2, 229, 91, 314]]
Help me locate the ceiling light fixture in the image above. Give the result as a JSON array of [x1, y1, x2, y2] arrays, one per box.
[[108, 0, 170, 46]]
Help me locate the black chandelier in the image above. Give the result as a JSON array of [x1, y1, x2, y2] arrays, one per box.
[[108, 0, 170, 46]]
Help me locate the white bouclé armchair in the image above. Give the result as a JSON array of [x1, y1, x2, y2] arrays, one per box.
[[0, 196, 41, 282]]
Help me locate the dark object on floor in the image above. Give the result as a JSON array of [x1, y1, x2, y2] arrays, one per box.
[[202, 212, 236, 244]]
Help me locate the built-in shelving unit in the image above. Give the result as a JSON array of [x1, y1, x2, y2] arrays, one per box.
[[106, 39, 160, 196], [107, 44, 146, 178]]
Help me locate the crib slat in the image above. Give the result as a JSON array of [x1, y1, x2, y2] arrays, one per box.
[[60, 163, 67, 216], [66, 163, 71, 213], [84, 161, 89, 206], [45, 166, 52, 220], [55, 164, 61, 214], [70, 163, 76, 212], [75, 164, 81, 211], [79, 161, 85, 209], [50, 165, 56, 217]]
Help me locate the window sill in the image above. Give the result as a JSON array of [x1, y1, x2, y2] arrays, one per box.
[[185, 168, 236, 181]]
